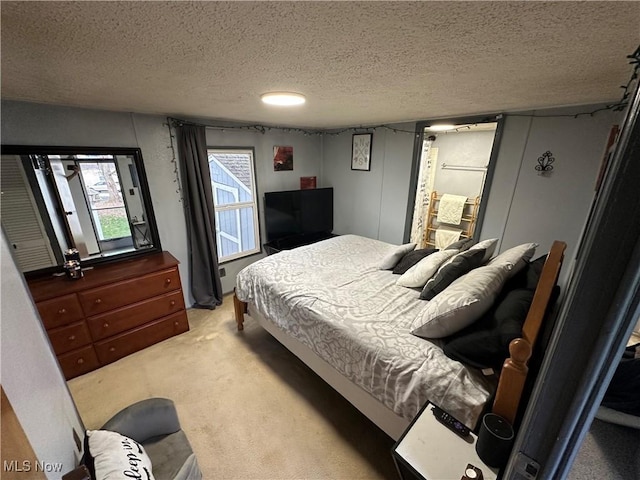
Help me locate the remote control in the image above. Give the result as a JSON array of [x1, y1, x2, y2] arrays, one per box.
[[431, 405, 471, 438]]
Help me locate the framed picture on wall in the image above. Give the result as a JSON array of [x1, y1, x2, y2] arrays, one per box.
[[351, 133, 372, 171], [273, 146, 294, 171]]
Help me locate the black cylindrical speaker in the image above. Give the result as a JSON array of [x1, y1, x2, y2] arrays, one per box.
[[475, 413, 514, 469]]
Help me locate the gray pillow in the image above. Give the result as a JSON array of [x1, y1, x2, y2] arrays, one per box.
[[378, 243, 416, 270], [487, 242, 538, 277], [396, 249, 458, 288], [446, 238, 474, 251], [468, 238, 499, 263], [392, 248, 437, 274], [442, 255, 549, 369], [420, 249, 486, 300], [411, 262, 512, 339], [85, 430, 155, 480]]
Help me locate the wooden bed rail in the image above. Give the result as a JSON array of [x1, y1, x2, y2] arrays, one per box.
[[492, 240, 566, 425], [233, 290, 247, 331]]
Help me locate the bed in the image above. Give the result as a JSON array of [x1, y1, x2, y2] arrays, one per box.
[[233, 234, 565, 440]]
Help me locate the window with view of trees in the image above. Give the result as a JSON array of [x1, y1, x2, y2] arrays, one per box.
[[208, 148, 260, 262], [78, 160, 129, 241]]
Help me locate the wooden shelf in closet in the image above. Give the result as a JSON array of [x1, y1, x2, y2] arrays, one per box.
[[28, 251, 189, 380]]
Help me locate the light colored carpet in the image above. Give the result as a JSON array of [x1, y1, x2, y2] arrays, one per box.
[[568, 336, 640, 480], [569, 419, 640, 480], [68, 295, 397, 479]]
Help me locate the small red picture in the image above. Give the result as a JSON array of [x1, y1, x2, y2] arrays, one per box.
[[300, 176, 317, 189]]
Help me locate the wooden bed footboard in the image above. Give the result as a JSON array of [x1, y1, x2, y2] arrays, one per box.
[[233, 290, 247, 331], [492, 240, 566, 425]]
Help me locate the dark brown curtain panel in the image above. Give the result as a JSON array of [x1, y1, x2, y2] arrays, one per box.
[[176, 124, 223, 309]]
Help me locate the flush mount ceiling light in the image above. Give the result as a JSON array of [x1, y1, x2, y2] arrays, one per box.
[[426, 124, 456, 132], [261, 92, 306, 106]]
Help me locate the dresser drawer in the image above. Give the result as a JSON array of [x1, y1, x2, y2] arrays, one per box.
[[48, 321, 92, 356], [36, 294, 84, 330], [78, 268, 181, 316], [94, 311, 189, 365], [57, 345, 100, 380], [86, 290, 185, 341]]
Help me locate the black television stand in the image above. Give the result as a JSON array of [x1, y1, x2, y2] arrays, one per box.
[[264, 231, 336, 255]]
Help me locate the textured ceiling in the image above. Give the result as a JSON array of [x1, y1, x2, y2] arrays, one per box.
[[2, 1, 639, 129]]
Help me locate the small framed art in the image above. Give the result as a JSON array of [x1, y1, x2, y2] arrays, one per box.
[[273, 146, 294, 171], [351, 133, 372, 171]]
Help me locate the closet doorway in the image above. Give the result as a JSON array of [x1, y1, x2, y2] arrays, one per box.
[[406, 116, 503, 248]]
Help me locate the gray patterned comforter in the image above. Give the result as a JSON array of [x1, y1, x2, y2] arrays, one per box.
[[236, 234, 495, 428]]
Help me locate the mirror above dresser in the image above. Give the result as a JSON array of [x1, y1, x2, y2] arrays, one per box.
[[1, 145, 162, 275]]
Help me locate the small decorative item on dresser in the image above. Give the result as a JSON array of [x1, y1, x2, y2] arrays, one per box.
[[64, 248, 80, 262], [64, 260, 83, 279]]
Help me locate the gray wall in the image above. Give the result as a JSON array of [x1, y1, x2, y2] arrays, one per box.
[[1, 100, 190, 301], [2, 100, 621, 294], [323, 124, 416, 244], [1, 231, 85, 478], [482, 108, 621, 283], [1, 101, 323, 297], [321, 107, 622, 285]]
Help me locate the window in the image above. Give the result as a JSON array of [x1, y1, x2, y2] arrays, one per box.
[[78, 160, 129, 242], [208, 148, 260, 262]]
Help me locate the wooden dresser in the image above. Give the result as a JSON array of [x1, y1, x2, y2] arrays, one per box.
[[27, 251, 189, 380]]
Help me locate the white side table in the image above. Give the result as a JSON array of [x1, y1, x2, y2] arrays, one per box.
[[393, 402, 498, 480]]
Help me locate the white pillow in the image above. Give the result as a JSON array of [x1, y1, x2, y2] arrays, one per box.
[[396, 249, 457, 288], [468, 238, 499, 263], [87, 430, 156, 480], [410, 262, 512, 338], [488, 242, 538, 277], [378, 243, 416, 270]]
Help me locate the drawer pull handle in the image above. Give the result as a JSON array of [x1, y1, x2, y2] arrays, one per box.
[[170, 300, 176, 306], [103, 322, 109, 329], [165, 278, 172, 285], [77, 358, 84, 365], [109, 346, 116, 352], [68, 335, 76, 341], [58, 308, 67, 314], [174, 321, 180, 327], [95, 298, 102, 304]]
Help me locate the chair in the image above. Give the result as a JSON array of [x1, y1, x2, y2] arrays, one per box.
[[99, 398, 202, 480]]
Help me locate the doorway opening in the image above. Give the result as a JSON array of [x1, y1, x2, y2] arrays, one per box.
[[406, 118, 502, 248]]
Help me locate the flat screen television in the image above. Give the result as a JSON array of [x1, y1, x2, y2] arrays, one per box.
[[264, 187, 333, 242]]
